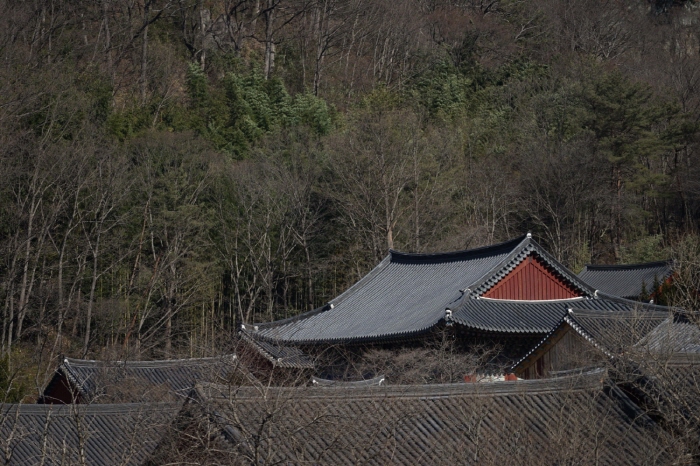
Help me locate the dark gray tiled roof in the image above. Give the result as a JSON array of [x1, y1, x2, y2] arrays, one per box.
[[638, 317, 700, 354], [578, 261, 673, 299], [0, 403, 179, 465], [564, 308, 671, 356], [194, 370, 670, 465], [240, 332, 315, 368], [247, 235, 595, 345], [631, 352, 700, 454], [48, 354, 237, 402], [250, 237, 524, 344], [450, 296, 646, 334]]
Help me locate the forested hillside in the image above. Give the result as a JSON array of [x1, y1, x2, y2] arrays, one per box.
[[1, 0, 700, 398]]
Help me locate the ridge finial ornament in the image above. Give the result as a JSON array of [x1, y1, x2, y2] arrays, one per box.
[[445, 308, 454, 326], [526, 232, 532, 238]]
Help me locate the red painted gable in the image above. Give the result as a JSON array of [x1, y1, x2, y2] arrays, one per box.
[[482, 255, 581, 300]]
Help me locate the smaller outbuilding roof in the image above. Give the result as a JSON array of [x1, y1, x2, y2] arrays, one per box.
[[578, 260, 673, 299], [0, 402, 180, 465], [512, 305, 672, 373], [42, 354, 238, 403]]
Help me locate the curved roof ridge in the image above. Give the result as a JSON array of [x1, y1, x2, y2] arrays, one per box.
[[510, 314, 569, 372], [250, 320, 444, 346], [388, 234, 527, 263], [593, 291, 680, 311], [582, 260, 672, 271], [196, 368, 605, 400], [250, 303, 330, 329], [311, 375, 385, 387], [63, 354, 235, 368], [568, 307, 671, 319]]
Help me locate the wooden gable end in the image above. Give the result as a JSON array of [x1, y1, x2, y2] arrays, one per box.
[[518, 326, 602, 379], [40, 371, 81, 404], [483, 254, 581, 300]]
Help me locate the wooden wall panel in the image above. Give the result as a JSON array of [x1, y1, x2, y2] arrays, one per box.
[[521, 328, 605, 379], [483, 255, 580, 300]]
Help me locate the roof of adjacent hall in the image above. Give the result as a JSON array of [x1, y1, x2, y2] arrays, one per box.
[[578, 260, 673, 299]]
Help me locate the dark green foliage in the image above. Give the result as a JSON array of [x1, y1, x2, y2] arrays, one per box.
[[0, 357, 25, 403], [186, 63, 209, 107], [177, 66, 332, 157]]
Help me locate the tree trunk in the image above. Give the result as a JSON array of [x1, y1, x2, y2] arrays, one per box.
[[140, 4, 150, 104], [82, 236, 100, 357], [263, 2, 275, 79]]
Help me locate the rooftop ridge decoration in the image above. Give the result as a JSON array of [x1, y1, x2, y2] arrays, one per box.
[[475, 296, 587, 303], [581, 260, 673, 270], [62, 354, 236, 368], [311, 375, 386, 387], [386, 235, 527, 263], [592, 290, 683, 311]]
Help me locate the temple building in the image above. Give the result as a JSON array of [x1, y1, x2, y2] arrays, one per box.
[[240, 234, 672, 379]]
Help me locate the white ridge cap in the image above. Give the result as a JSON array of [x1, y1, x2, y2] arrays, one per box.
[[477, 296, 585, 303]]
